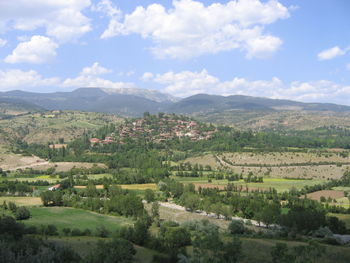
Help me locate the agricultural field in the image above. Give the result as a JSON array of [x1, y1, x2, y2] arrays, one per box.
[[220, 151, 350, 166], [174, 176, 326, 193], [25, 207, 134, 233], [0, 196, 42, 206], [181, 152, 350, 179], [305, 190, 345, 201]]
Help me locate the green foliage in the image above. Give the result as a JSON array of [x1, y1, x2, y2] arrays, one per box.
[[15, 206, 31, 220], [86, 238, 136, 263], [228, 220, 245, 235]]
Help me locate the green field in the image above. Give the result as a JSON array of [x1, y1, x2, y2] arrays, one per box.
[[333, 186, 350, 192], [25, 207, 134, 233], [173, 176, 326, 192]]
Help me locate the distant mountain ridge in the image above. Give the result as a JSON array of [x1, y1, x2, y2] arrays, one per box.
[[0, 88, 349, 118], [168, 94, 350, 114]]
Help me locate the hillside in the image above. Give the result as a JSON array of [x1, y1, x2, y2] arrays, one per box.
[[167, 94, 350, 113], [0, 98, 43, 118], [0, 111, 123, 146]]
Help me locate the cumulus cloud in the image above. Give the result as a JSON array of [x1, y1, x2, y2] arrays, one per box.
[[62, 62, 134, 89], [93, 0, 123, 39], [81, 62, 112, 75], [143, 69, 350, 105], [0, 38, 7, 47], [4, 35, 58, 64], [0, 0, 91, 42], [0, 69, 60, 90], [317, 46, 348, 61], [99, 0, 290, 59]]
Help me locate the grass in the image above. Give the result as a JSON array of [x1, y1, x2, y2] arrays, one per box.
[[173, 176, 326, 192], [0, 196, 42, 206], [47, 236, 162, 262], [25, 207, 134, 233], [240, 237, 350, 263], [333, 186, 350, 192]]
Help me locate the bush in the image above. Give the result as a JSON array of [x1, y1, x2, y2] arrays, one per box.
[[71, 228, 83, 236], [62, 227, 72, 236], [8, 202, 17, 213], [15, 206, 31, 220], [96, 225, 110, 238], [229, 220, 245, 235]]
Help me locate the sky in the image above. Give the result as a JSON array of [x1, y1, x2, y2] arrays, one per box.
[[0, 0, 349, 105]]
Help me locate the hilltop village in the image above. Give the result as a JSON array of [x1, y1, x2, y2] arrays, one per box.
[[90, 113, 217, 145]]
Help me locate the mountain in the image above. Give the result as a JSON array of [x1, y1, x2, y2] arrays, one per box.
[[0, 97, 44, 118], [166, 94, 350, 114], [0, 88, 173, 117], [0, 89, 350, 130]]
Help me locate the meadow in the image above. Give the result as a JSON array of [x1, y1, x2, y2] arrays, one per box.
[[173, 176, 326, 193], [25, 207, 134, 233]]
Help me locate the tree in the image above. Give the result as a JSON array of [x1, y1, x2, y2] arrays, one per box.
[[228, 220, 245, 235], [15, 206, 31, 220], [180, 192, 200, 211], [151, 201, 160, 223], [220, 237, 243, 263], [144, 189, 155, 203], [257, 203, 280, 228], [163, 226, 191, 258], [271, 243, 295, 263], [86, 238, 136, 263]]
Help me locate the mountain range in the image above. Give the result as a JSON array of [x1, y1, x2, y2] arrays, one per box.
[[0, 87, 350, 130], [1, 87, 349, 117]]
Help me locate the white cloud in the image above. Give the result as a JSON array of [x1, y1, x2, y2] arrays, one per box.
[[0, 69, 60, 90], [141, 72, 154, 81], [346, 63, 350, 71], [99, 0, 290, 59], [0, 38, 7, 47], [62, 62, 134, 89], [0, 0, 91, 42], [81, 62, 112, 75], [4, 35, 58, 64], [144, 69, 350, 105], [317, 46, 347, 61]]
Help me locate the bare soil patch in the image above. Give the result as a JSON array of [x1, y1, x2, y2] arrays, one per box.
[[305, 190, 344, 201]]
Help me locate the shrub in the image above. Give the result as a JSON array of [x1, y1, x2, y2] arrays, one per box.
[[62, 228, 72, 236], [15, 206, 31, 220], [8, 202, 17, 213], [71, 228, 83, 236], [229, 220, 245, 235], [96, 225, 110, 238]]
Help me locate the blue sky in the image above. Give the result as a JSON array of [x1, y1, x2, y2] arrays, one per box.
[[0, 0, 349, 105]]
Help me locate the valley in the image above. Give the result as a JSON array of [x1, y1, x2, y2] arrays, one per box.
[[1, 109, 350, 262]]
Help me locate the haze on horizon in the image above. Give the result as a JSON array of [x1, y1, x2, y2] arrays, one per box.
[[0, 0, 349, 105]]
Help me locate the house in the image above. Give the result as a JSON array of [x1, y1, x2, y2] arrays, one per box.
[[90, 138, 100, 144], [48, 184, 61, 191]]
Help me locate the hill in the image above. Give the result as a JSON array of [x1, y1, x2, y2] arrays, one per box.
[[1, 89, 350, 130], [167, 94, 350, 114], [0, 111, 123, 146], [0, 97, 43, 118]]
